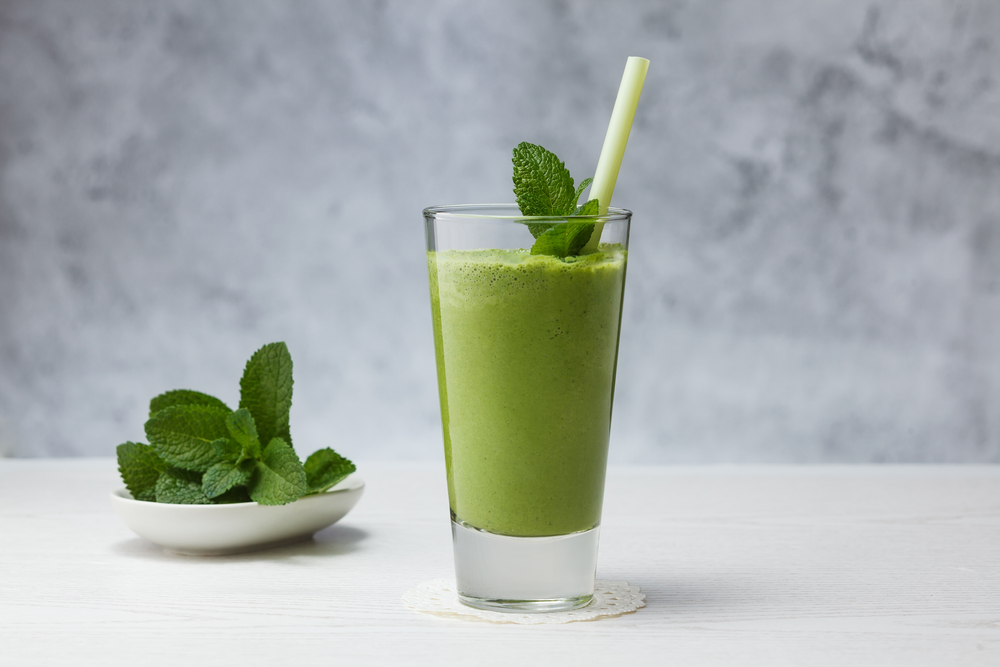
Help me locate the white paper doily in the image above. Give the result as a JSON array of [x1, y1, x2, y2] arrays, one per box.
[[402, 579, 645, 624]]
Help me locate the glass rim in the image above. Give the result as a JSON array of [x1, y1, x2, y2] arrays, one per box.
[[424, 203, 631, 222]]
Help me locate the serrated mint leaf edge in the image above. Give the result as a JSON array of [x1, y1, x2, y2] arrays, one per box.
[[248, 437, 307, 506], [303, 448, 357, 495], [530, 221, 595, 258], [117, 442, 167, 502], [573, 177, 593, 209], [144, 405, 233, 473], [226, 408, 262, 460], [512, 142, 577, 218], [149, 390, 230, 418], [202, 459, 255, 499], [212, 437, 242, 462], [574, 198, 600, 216], [155, 470, 212, 505], [238, 342, 293, 452]]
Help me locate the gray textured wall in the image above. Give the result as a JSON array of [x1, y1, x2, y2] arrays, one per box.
[[1, 0, 998, 463]]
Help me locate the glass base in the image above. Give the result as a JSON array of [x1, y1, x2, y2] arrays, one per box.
[[451, 519, 600, 613]]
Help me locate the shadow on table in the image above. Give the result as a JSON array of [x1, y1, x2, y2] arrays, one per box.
[[608, 572, 770, 617], [110, 524, 370, 562]]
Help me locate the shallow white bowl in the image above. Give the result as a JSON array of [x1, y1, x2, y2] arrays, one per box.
[[110, 474, 365, 555]]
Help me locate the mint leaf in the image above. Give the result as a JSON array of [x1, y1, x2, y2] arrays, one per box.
[[144, 405, 231, 472], [304, 448, 356, 494], [574, 197, 599, 216], [212, 437, 242, 461], [211, 486, 253, 504], [248, 437, 307, 505], [117, 442, 168, 501], [226, 408, 262, 460], [155, 469, 212, 504], [202, 459, 255, 499], [150, 390, 229, 417], [526, 220, 557, 240], [239, 342, 293, 450], [512, 143, 597, 254], [513, 142, 577, 218], [573, 177, 593, 209], [530, 221, 595, 258]]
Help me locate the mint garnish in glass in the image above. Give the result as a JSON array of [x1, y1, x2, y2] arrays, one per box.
[[514, 56, 649, 257], [511, 142, 599, 258]]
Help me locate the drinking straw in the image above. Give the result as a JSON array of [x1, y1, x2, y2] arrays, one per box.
[[580, 56, 649, 254]]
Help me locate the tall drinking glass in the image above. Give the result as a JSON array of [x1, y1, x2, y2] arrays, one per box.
[[424, 204, 631, 612]]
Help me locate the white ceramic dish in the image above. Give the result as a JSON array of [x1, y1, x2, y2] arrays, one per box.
[[110, 474, 364, 555]]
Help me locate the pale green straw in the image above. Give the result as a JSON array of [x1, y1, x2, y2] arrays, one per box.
[[580, 56, 649, 254]]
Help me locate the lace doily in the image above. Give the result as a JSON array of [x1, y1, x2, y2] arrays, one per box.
[[402, 579, 645, 624]]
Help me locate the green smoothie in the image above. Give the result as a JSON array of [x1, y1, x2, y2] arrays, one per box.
[[428, 246, 627, 537]]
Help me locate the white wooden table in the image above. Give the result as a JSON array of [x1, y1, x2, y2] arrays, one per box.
[[1, 459, 998, 666]]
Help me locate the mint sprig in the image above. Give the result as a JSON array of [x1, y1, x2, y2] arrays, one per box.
[[115, 342, 355, 506], [512, 142, 599, 258]]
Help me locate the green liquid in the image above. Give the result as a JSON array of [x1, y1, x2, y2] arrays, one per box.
[[428, 247, 627, 537]]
